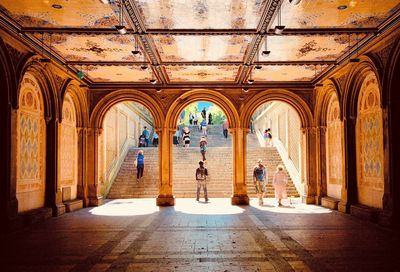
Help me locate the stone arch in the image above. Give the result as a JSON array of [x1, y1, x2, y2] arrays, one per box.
[[61, 81, 89, 128], [166, 89, 239, 130], [355, 71, 385, 208], [241, 89, 313, 130], [241, 89, 314, 202], [90, 90, 164, 130], [14, 72, 47, 213], [59, 93, 79, 202]]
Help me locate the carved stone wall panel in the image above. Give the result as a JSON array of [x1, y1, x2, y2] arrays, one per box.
[[16, 72, 46, 212], [356, 72, 384, 208]]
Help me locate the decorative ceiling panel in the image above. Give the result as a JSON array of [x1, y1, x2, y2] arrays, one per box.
[[135, 0, 265, 29], [272, 0, 400, 28], [153, 35, 253, 62], [78, 65, 153, 82], [166, 65, 239, 82], [258, 34, 367, 61], [252, 65, 330, 82], [33, 33, 141, 62], [0, 0, 118, 28]]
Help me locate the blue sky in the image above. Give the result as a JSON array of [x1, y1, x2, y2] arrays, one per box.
[[197, 101, 213, 111]]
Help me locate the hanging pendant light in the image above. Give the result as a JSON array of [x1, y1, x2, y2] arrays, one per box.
[[274, 1, 285, 35], [39, 33, 50, 63], [261, 35, 271, 57], [289, 0, 301, 5], [131, 35, 140, 55], [247, 69, 254, 84], [115, 1, 127, 35], [350, 34, 360, 63]]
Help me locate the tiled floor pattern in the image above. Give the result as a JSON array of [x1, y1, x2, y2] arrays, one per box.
[[1, 198, 399, 272]]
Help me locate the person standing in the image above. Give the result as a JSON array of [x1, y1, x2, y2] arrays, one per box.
[[263, 129, 269, 147], [193, 113, 198, 126], [182, 126, 191, 147], [201, 107, 206, 120], [142, 126, 149, 147], [208, 112, 213, 125], [195, 161, 209, 202], [199, 136, 207, 161], [222, 119, 229, 139], [152, 131, 159, 147], [201, 119, 207, 136], [272, 165, 288, 206], [253, 159, 267, 206], [173, 126, 180, 146], [189, 112, 193, 125], [266, 128, 273, 147], [135, 150, 145, 182]]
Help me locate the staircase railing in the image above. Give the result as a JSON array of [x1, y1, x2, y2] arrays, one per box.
[[255, 130, 303, 195], [102, 138, 133, 197]]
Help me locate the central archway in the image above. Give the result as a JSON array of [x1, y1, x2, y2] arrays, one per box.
[[166, 89, 240, 202]]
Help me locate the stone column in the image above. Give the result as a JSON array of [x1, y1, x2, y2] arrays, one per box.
[[315, 126, 327, 205], [156, 127, 175, 206], [338, 117, 357, 213], [87, 127, 103, 206], [301, 127, 317, 204], [231, 127, 249, 205], [46, 117, 65, 216], [76, 127, 89, 207]]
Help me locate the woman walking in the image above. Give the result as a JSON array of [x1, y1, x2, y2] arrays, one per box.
[[272, 165, 288, 206], [135, 150, 145, 182], [182, 126, 191, 147], [199, 136, 207, 161]]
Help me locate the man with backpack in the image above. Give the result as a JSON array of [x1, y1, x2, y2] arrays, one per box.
[[253, 159, 267, 206], [195, 161, 209, 202], [199, 136, 207, 161], [142, 126, 149, 147]]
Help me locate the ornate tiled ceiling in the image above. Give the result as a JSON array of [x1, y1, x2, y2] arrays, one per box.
[[0, 0, 399, 85]]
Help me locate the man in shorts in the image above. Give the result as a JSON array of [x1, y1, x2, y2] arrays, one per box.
[[253, 159, 267, 206]]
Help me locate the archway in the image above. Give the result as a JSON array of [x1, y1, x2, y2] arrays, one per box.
[[241, 89, 314, 203], [98, 101, 159, 199], [172, 101, 233, 200], [14, 72, 46, 213], [247, 101, 302, 205], [166, 90, 240, 203]]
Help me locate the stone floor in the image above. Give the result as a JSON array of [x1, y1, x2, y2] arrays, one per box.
[[1, 198, 399, 272]]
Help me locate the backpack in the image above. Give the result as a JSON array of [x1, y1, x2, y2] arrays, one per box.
[[254, 167, 264, 180], [196, 168, 206, 181]]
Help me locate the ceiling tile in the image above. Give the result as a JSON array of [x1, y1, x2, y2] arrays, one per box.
[[272, 0, 400, 28], [0, 0, 118, 28], [78, 65, 153, 82], [166, 65, 239, 82], [34, 33, 142, 62], [153, 35, 253, 62], [135, 0, 265, 29], [252, 65, 330, 82]]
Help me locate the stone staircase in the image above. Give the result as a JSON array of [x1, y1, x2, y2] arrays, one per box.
[[107, 125, 299, 199], [107, 147, 159, 199]]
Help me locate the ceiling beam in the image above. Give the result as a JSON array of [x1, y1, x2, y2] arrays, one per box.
[[237, 0, 281, 84], [66, 60, 336, 66], [20, 27, 377, 35]]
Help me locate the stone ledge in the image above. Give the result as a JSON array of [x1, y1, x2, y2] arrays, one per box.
[[65, 199, 83, 213], [20, 207, 53, 226], [321, 197, 340, 210], [350, 204, 380, 223]]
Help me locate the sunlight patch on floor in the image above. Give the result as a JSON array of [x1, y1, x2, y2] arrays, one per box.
[[250, 198, 332, 214], [89, 199, 159, 216], [174, 198, 245, 215]]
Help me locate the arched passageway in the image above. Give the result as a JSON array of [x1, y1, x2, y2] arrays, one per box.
[[172, 101, 233, 200]]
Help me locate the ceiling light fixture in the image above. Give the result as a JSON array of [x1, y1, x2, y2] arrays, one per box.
[[131, 35, 140, 55], [247, 69, 254, 84], [289, 0, 301, 5], [52, 4, 63, 9], [155, 88, 161, 92], [115, 2, 127, 35], [274, 1, 285, 35], [242, 87, 249, 93], [337, 5, 347, 10], [100, 0, 110, 4], [140, 53, 148, 70], [261, 35, 271, 57]]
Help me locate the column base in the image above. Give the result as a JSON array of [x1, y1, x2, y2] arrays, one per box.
[[231, 194, 249, 205], [338, 201, 349, 213], [157, 195, 175, 206], [301, 195, 315, 204], [53, 203, 66, 216], [89, 196, 103, 207]]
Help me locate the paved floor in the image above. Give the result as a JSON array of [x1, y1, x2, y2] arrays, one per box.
[[1, 198, 399, 272]]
